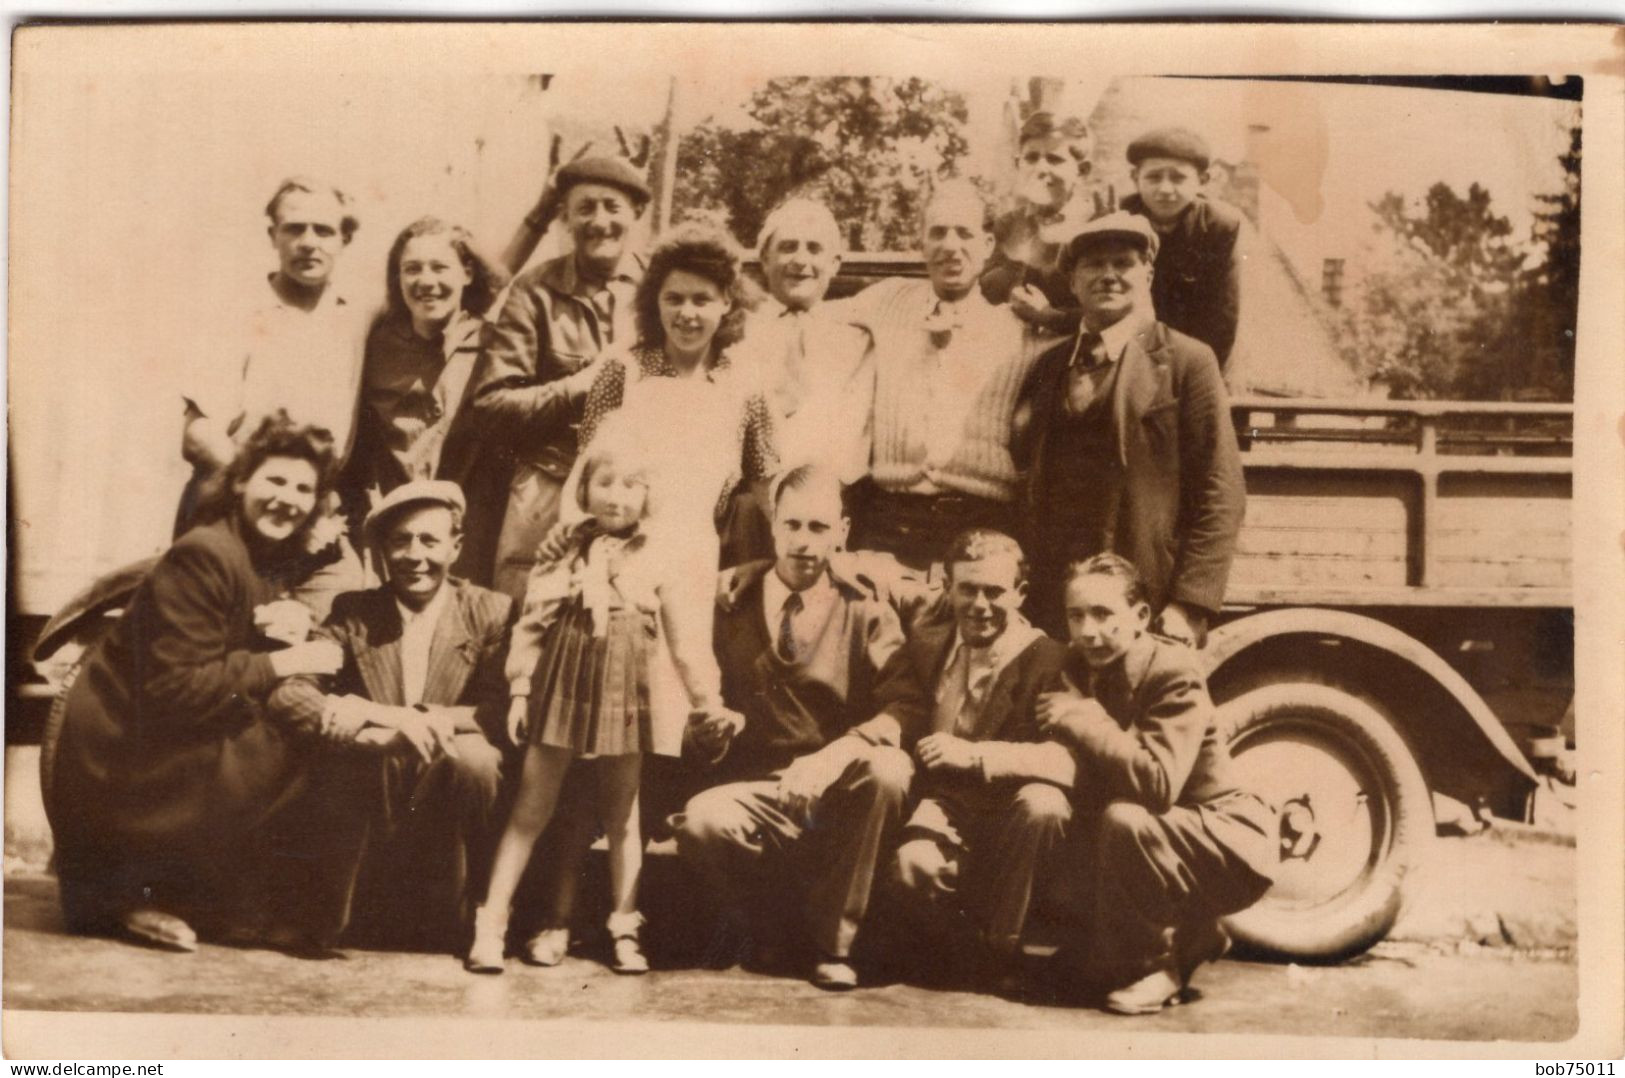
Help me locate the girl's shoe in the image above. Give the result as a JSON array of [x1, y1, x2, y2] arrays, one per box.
[[607, 912, 649, 975], [464, 905, 508, 974], [521, 926, 571, 967]]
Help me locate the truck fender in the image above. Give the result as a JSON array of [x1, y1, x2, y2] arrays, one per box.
[[30, 554, 161, 664], [1205, 607, 1538, 784]]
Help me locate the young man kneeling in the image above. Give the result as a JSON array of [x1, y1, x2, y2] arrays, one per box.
[[1038, 554, 1276, 1014]]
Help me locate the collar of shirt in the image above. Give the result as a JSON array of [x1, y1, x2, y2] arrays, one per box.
[[1071, 313, 1152, 370], [546, 249, 644, 300], [396, 581, 451, 636], [940, 613, 1046, 694], [381, 306, 482, 359], [924, 287, 990, 329], [762, 565, 838, 641], [262, 273, 351, 316], [634, 343, 731, 383]]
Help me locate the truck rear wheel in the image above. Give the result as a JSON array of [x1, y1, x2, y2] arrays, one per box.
[[1217, 682, 1432, 960]]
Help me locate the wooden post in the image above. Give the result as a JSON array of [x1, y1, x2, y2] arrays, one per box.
[[647, 75, 681, 236]]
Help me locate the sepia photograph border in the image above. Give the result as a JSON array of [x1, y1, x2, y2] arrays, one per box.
[[4, 18, 1622, 1061]]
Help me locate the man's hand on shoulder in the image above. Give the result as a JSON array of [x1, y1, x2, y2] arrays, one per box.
[[1036, 690, 1115, 746], [1155, 601, 1209, 649]]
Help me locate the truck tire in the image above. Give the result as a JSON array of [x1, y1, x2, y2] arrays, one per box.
[[38, 658, 83, 834], [1217, 682, 1433, 960]]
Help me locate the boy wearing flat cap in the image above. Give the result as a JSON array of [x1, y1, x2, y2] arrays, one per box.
[[1012, 212, 1244, 650], [1120, 127, 1245, 370]]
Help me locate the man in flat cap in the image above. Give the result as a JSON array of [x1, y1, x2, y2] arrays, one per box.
[[1120, 126, 1246, 370], [1012, 212, 1244, 647], [268, 479, 516, 952], [448, 155, 652, 599], [981, 111, 1095, 338]]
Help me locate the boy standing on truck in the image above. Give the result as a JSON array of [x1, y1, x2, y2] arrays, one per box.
[[1037, 553, 1275, 1014], [1119, 127, 1246, 371]]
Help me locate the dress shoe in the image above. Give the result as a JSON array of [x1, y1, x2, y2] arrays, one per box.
[[811, 955, 859, 991], [119, 908, 197, 953], [1103, 966, 1183, 1015]]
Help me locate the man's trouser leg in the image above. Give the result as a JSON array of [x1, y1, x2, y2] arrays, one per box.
[[1090, 799, 1262, 985], [894, 782, 1070, 956], [383, 733, 506, 948], [976, 782, 1071, 954], [672, 778, 801, 959], [674, 745, 912, 960], [798, 745, 913, 959]]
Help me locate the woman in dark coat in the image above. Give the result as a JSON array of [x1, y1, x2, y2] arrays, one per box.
[[49, 412, 359, 955]]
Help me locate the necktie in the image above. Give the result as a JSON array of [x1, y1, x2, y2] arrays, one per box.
[[777, 591, 803, 663], [1073, 330, 1107, 370], [947, 645, 995, 736], [925, 299, 959, 347]]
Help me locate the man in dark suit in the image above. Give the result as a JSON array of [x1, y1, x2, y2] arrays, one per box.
[[268, 480, 514, 951], [1037, 554, 1275, 1014], [673, 465, 910, 991], [1013, 212, 1245, 646], [879, 529, 1072, 992]]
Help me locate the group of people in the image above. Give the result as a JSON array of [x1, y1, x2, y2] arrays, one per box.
[[47, 112, 1272, 1016]]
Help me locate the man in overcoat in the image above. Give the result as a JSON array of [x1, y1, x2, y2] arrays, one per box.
[[1013, 212, 1245, 645]]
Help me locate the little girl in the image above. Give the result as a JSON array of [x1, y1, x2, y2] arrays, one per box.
[[465, 417, 731, 975]]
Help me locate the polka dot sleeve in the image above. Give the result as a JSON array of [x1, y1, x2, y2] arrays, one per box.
[[740, 390, 780, 482], [578, 357, 628, 448]]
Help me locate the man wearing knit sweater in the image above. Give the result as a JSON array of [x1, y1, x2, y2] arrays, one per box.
[[673, 465, 910, 991], [841, 180, 1041, 572]]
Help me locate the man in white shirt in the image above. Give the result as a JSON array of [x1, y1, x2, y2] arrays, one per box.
[[840, 530, 1073, 992], [181, 177, 369, 485], [268, 480, 516, 953], [840, 181, 1041, 573], [178, 176, 372, 615], [739, 198, 873, 486]]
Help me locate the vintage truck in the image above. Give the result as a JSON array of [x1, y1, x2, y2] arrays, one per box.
[[1211, 394, 1572, 958]]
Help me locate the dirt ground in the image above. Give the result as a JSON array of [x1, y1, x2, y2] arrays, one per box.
[[1, 828, 1579, 1053], [3, 745, 1580, 1053]]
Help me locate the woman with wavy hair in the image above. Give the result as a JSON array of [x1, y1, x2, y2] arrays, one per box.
[[518, 226, 779, 955], [48, 412, 366, 957], [346, 216, 508, 506], [574, 223, 779, 568]]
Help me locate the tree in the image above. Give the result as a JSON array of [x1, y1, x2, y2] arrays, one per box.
[[1337, 182, 1530, 399], [1336, 122, 1580, 402], [1520, 124, 1580, 396], [672, 77, 971, 251]]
